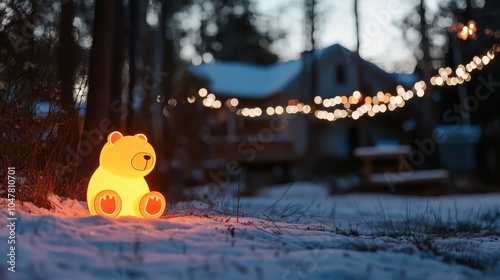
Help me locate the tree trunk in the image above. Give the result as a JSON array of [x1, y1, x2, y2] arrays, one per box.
[[418, 0, 435, 138], [354, 0, 360, 53], [78, 0, 116, 181], [58, 0, 81, 188], [353, 0, 366, 149], [18, 0, 36, 101], [127, 0, 147, 135], [305, 0, 316, 51], [150, 0, 175, 199], [110, 0, 125, 130], [417, 0, 438, 166], [59, 0, 77, 113]]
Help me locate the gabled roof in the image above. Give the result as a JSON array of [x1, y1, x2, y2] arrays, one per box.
[[188, 44, 416, 99], [188, 59, 302, 99]]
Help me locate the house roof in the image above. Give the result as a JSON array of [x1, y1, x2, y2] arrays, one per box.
[[188, 44, 418, 99], [188, 59, 303, 99]]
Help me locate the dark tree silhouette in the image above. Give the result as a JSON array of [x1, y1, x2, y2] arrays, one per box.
[[417, 0, 437, 141], [78, 0, 116, 181], [195, 0, 278, 65], [127, 0, 148, 134], [59, 0, 77, 113], [401, 0, 437, 143], [110, 0, 126, 130]]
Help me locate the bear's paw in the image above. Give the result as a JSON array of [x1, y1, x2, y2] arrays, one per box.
[[139, 191, 166, 218], [94, 190, 122, 218]]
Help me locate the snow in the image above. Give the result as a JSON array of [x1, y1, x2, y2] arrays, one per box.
[[353, 145, 411, 158], [1, 185, 500, 280], [34, 101, 57, 117], [188, 59, 302, 99], [34, 101, 86, 117]]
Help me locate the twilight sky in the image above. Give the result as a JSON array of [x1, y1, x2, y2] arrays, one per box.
[[254, 0, 446, 73]]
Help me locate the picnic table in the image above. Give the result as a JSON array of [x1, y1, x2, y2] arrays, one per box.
[[354, 145, 449, 190]]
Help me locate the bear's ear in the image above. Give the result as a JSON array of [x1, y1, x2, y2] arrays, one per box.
[[134, 133, 148, 142], [108, 131, 123, 145]]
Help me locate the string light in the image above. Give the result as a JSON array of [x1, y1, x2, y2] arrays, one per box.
[[431, 46, 496, 87], [451, 20, 477, 40], [198, 88, 208, 97], [167, 98, 177, 106], [266, 107, 275, 115], [302, 105, 312, 114], [213, 100, 222, 109], [275, 106, 284, 115], [176, 45, 499, 123]]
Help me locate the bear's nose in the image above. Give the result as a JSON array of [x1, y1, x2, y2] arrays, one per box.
[[144, 155, 151, 160]]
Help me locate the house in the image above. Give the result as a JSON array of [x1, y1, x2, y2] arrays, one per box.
[[185, 44, 418, 187]]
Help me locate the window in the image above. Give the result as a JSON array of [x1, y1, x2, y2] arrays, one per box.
[[336, 64, 346, 85]]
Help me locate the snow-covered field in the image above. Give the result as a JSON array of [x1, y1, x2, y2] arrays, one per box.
[[1, 182, 500, 280]]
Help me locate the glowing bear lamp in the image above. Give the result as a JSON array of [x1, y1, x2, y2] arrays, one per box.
[[87, 131, 166, 218]]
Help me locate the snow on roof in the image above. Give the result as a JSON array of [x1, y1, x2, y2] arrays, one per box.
[[188, 44, 406, 99], [312, 43, 347, 59], [187, 44, 351, 99], [188, 59, 302, 99]]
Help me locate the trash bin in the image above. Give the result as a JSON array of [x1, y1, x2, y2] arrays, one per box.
[[437, 125, 481, 174]]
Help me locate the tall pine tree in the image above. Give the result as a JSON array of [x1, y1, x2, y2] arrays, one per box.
[[196, 0, 278, 65]]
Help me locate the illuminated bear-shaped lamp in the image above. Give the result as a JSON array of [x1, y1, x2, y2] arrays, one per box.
[[87, 131, 166, 218]]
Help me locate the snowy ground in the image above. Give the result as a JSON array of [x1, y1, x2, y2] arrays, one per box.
[[1, 182, 500, 280]]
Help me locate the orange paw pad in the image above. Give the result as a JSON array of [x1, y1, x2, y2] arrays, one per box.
[[139, 191, 166, 218], [94, 190, 122, 218], [101, 195, 117, 214], [146, 197, 162, 214]]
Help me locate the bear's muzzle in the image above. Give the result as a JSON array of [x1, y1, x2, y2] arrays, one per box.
[[131, 153, 154, 171]]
